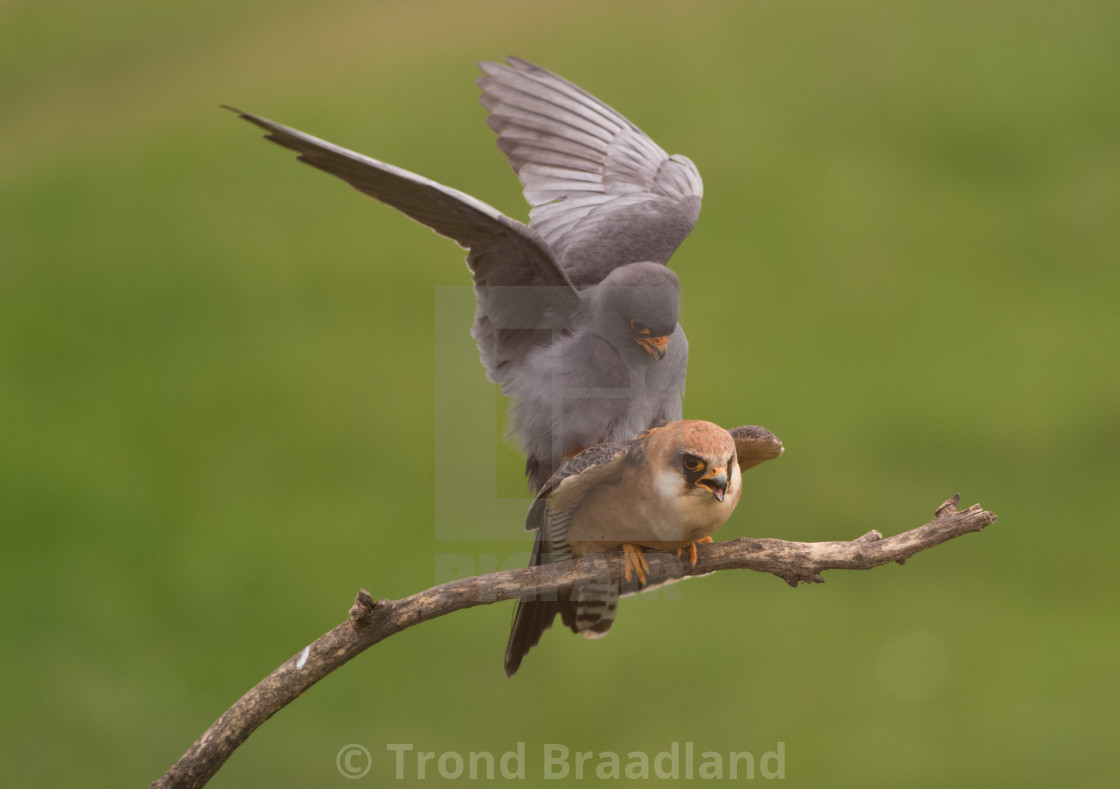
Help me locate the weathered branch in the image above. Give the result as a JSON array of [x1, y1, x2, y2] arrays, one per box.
[[151, 494, 996, 789]]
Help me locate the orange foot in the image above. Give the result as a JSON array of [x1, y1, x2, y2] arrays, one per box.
[[622, 543, 650, 586], [675, 536, 714, 568]]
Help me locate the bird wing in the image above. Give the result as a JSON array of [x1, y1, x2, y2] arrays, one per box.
[[525, 440, 631, 538], [226, 106, 580, 386], [727, 425, 785, 471], [478, 57, 703, 285]]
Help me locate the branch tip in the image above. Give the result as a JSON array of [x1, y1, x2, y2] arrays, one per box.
[[935, 494, 962, 518]]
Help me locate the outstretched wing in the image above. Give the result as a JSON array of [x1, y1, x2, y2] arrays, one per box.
[[226, 106, 580, 386], [478, 57, 704, 285], [728, 425, 784, 471]]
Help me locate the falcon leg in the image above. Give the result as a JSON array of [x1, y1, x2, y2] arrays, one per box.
[[621, 543, 650, 586], [675, 536, 714, 568]]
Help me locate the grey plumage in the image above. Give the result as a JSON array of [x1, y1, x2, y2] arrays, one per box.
[[478, 57, 703, 285], [226, 57, 701, 490]]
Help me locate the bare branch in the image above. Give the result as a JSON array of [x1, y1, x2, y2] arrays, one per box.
[[151, 494, 996, 789]]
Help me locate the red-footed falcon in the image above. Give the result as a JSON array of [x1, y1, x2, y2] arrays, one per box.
[[226, 57, 702, 490], [505, 420, 783, 677]]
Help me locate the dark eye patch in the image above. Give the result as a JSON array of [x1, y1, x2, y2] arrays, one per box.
[[680, 453, 706, 481]]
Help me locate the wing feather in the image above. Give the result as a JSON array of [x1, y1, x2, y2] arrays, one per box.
[[525, 441, 629, 533], [226, 106, 581, 387], [728, 425, 785, 471], [478, 58, 703, 284]]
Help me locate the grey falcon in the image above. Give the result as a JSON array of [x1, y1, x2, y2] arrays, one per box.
[[504, 421, 784, 677], [226, 57, 703, 490]]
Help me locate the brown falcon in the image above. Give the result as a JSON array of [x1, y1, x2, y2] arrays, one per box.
[[504, 420, 784, 676]]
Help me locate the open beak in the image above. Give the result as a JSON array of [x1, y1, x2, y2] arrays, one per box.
[[636, 334, 669, 360], [696, 467, 728, 502]]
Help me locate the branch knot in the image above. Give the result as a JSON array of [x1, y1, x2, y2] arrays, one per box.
[[349, 589, 380, 627]]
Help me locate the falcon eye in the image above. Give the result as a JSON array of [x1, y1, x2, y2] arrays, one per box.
[[629, 318, 651, 335], [683, 455, 705, 473]]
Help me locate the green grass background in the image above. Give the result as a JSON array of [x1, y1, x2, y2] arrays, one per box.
[[3, 1, 1117, 786]]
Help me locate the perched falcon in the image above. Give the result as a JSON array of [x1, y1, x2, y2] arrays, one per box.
[[504, 420, 784, 677], [227, 56, 703, 489]]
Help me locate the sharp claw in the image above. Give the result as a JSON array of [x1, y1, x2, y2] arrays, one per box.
[[687, 536, 713, 568], [622, 544, 649, 586]]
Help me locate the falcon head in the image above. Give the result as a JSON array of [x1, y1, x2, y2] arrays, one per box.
[[589, 262, 680, 360], [648, 420, 742, 508]]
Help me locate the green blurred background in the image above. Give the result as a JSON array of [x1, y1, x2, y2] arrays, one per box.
[[3, 1, 1117, 786]]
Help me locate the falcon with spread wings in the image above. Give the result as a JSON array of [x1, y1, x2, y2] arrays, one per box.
[[227, 57, 703, 489]]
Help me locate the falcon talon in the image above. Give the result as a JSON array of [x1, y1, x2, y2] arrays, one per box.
[[687, 536, 714, 567], [622, 544, 650, 586]]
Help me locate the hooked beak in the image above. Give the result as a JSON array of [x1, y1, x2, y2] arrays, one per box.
[[696, 467, 729, 502], [636, 334, 669, 360]]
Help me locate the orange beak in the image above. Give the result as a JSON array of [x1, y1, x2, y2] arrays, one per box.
[[696, 467, 728, 502], [636, 334, 669, 360]]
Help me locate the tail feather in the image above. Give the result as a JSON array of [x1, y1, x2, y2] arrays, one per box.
[[525, 455, 555, 494], [504, 597, 560, 677], [571, 580, 619, 638], [504, 534, 580, 676], [505, 536, 626, 675]]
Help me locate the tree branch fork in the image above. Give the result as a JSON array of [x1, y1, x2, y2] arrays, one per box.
[[152, 494, 996, 789]]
